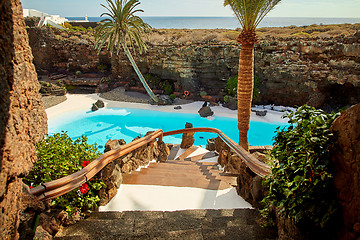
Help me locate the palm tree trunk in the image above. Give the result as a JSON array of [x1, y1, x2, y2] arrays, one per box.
[[122, 44, 159, 103], [237, 43, 254, 151]]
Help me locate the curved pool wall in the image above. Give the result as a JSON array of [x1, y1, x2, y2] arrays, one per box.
[[48, 107, 288, 149]]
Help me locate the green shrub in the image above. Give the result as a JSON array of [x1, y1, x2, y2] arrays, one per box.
[[225, 75, 238, 97], [170, 93, 176, 100], [75, 70, 82, 75], [24, 132, 105, 215], [225, 75, 260, 101], [223, 95, 230, 103], [200, 91, 207, 96], [160, 81, 173, 95], [253, 75, 260, 102], [97, 64, 108, 72], [144, 73, 161, 86], [261, 105, 340, 230]]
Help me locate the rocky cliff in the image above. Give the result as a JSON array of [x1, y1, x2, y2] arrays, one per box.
[[26, 24, 360, 108], [1, 0, 47, 239]]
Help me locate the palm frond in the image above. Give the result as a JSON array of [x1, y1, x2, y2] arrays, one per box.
[[224, 0, 281, 31]]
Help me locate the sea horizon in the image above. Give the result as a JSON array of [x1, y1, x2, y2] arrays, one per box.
[[66, 16, 360, 29]]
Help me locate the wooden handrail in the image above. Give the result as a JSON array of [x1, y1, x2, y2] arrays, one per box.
[[163, 128, 271, 177], [30, 127, 271, 201]]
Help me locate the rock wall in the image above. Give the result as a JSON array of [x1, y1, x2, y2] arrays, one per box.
[[330, 103, 360, 240], [26, 27, 360, 108], [0, 0, 47, 239], [26, 27, 111, 75]]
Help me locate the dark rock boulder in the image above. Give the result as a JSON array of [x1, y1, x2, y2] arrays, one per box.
[[198, 106, 214, 118], [98, 162, 122, 206], [91, 99, 105, 111], [174, 106, 182, 110], [157, 95, 173, 105], [255, 110, 267, 116], [206, 138, 216, 151], [180, 122, 195, 149], [223, 96, 237, 110]]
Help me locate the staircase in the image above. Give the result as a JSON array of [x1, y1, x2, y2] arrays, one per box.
[[55, 209, 276, 240], [122, 145, 237, 191], [55, 145, 277, 239]]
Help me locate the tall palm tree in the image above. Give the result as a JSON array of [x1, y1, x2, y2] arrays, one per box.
[[95, 0, 159, 103], [224, 0, 281, 151]]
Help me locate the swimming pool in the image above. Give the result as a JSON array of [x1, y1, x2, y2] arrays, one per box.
[[48, 107, 288, 149]]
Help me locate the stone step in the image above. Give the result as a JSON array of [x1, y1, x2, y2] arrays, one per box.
[[55, 209, 277, 240], [167, 144, 180, 160], [176, 146, 199, 160], [184, 151, 219, 162], [122, 173, 235, 190]]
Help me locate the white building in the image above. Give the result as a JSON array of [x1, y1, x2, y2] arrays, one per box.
[[23, 9, 68, 29]]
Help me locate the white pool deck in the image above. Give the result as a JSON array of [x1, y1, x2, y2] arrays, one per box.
[[46, 94, 288, 212]]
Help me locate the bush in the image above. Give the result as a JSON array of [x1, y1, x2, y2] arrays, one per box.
[[160, 81, 173, 95], [200, 91, 207, 96], [170, 93, 176, 100], [225, 75, 238, 97], [261, 105, 340, 231], [24, 132, 105, 215], [223, 95, 230, 103], [225, 75, 260, 101]]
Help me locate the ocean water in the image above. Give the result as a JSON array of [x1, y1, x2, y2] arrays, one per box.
[[67, 16, 360, 29], [48, 108, 288, 149]]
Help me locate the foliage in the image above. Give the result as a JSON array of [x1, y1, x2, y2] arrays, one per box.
[[75, 70, 82, 75], [253, 74, 260, 101], [225, 75, 238, 97], [63, 22, 90, 32], [97, 64, 108, 72], [170, 94, 176, 100], [145, 74, 173, 95], [200, 91, 207, 96], [24, 132, 105, 215], [223, 95, 230, 103], [161, 81, 173, 95], [145, 73, 161, 86], [94, 0, 151, 55], [261, 105, 340, 230], [94, 0, 159, 103], [224, 0, 282, 31], [225, 74, 260, 101]]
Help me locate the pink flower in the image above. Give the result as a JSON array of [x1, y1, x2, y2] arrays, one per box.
[[80, 183, 89, 194], [82, 160, 91, 167]]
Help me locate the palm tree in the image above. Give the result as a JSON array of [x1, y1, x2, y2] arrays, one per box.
[[224, 0, 281, 151], [95, 0, 159, 103]]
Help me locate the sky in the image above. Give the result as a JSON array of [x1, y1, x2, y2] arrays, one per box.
[[20, 0, 360, 18]]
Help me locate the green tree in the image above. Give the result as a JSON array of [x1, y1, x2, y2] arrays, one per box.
[[224, 0, 281, 151], [95, 0, 159, 103]]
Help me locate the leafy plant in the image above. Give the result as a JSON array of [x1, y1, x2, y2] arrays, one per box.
[[200, 91, 207, 97], [223, 95, 230, 103], [225, 75, 238, 97], [160, 81, 173, 95], [261, 105, 340, 231], [225, 75, 260, 100], [24, 132, 105, 215], [144, 73, 161, 86], [169, 93, 176, 100], [97, 64, 108, 72]]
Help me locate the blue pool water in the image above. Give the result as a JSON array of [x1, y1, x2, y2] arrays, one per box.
[[48, 108, 288, 149]]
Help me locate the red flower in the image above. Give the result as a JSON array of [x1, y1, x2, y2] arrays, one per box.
[[82, 160, 91, 167], [29, 186, 33, 189], [80, 183, 89, 194]]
